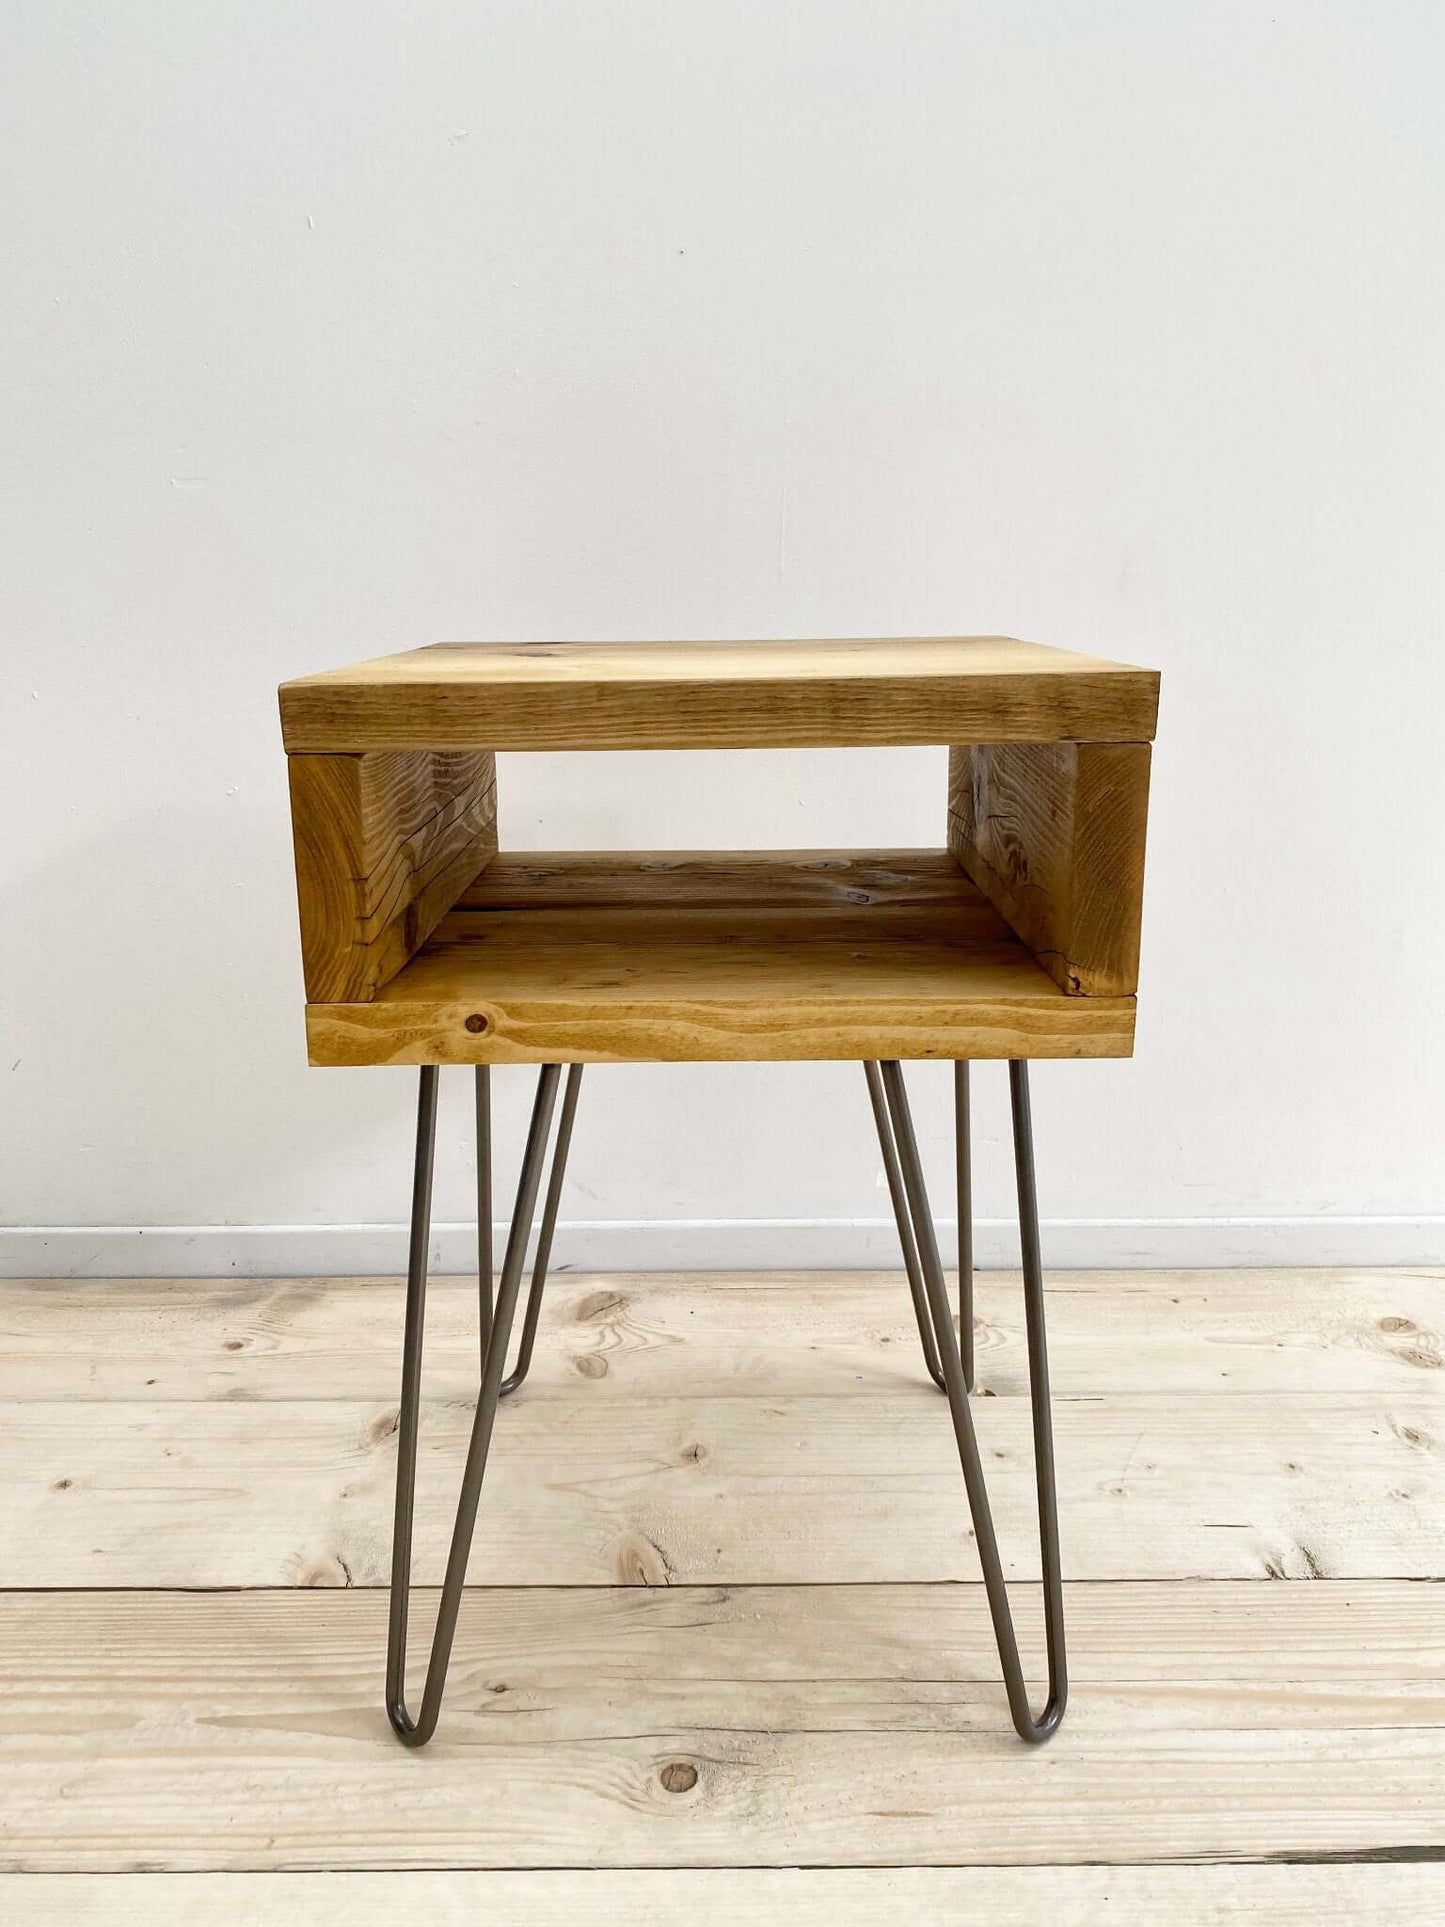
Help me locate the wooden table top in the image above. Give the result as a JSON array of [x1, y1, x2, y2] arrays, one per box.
[[279, 637, 1159, 752]]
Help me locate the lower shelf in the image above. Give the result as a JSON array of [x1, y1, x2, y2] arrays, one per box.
[[304, 849, 1136, 1066]]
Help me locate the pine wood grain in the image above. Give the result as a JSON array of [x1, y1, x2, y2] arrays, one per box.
[[303, 849, 1136, 1064], [948, 742, 1151, 995], [1, 1270, 1440, 1885], [3, 1270, 1440, 1403], [278, 637, 1161, 753], [8, 1386, 1439, 1587], [0, 1585, 1438, 1870], [455, 847, 1019, 917], [7, 1866, 1440, 1925], [287, 750, 497, 1001]]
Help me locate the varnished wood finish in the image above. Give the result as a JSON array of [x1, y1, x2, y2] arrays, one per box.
[[279, 637, 1161, 752], [455, 847, 1010, 913], [279, 641, 1160, 1036], [302, 849, 1135, 1065], [287, 750, 497, 1002], [948, 742, 1151, 995]]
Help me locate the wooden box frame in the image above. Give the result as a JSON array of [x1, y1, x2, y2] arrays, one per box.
[[279, 638, 1158, 1067]]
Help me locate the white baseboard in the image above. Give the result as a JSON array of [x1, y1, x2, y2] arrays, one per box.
[[2, 1216, 1441, 1277]]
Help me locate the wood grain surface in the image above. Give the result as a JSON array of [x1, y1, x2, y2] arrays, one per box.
[[948, 742, 1151, 994], [4, 1268, 1438, 1888], [278, 637, 1161, 751], [4, 1268, 1437, 1403], [5, 1866, 1439, 1925], [303, 848, 1136, 1064], [8, 1382, 1440, 1587], [287, 750, 497, 1001], [0, 1584, 1439, 1870]]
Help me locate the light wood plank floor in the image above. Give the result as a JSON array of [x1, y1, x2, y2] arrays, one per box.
[[0, 1267, 1441, 1922]]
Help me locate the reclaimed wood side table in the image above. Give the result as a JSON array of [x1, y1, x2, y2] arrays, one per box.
[[279, 637, 1160, 1748]]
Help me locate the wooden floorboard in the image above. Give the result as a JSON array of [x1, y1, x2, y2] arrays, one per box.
[[5, 1268, 1440, 1401], [7, 1386, 1440, 1587], [2, 1866, 1442, 1924], [0, 1585, 1441, 1870], [0, 1268, 1440, 1888]]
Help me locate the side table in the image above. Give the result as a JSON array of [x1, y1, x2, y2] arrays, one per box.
[[278, 637, 1160, 1748]]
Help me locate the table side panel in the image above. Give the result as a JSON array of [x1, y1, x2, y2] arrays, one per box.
[[947, 743, 1151, 996], [287, 750, 497, 1002]]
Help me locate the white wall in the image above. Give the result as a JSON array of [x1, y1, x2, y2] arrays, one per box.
[[4, 0, 1443, 1275]]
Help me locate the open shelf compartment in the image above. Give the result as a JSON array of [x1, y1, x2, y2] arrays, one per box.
[[304, 849, 1136, 1066]]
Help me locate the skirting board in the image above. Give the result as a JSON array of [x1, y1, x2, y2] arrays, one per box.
[[2, 1216, 1442, 1277]]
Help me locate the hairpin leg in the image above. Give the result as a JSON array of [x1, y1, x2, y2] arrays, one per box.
[[500, 1064, 583, 1397], [955, 1061, 975, 1392], [475, 1067, 493, 1369], [867, 1060, 976, 1394], [472, 1065, 583, 1397], [865, 1062, 946, 1389], [387, 1063, 564, 1747], [389, 1056, 1057, 1748], [869, 1059, 1067, 1743]]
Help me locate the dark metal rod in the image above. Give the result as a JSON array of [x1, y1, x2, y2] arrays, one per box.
[[863, 1061, 945, 1390], [1008, 1058, 1067, 1723], [384, 1064, 439, 1747], [475, 1066, 492, 1366], [955, 1061, 975, 1392], [387, 1064, 563, 1747], [388, 1058, 1062, 1750], [501, 1064, 584, 1397], [878, 1059, 1066, 1743]]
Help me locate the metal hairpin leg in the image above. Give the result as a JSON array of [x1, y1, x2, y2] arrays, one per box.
[[955, 1061, 974, 1392], [867, 1058, 1067, 1743], [864, 1060, 974, 1394], [387, 1061, 581, 1747], [474, 1066, 493, 1368], [501, 1066, 584, 1395], [387, 1055, 1056, 1747], [864, 1062, 946, 1388]]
